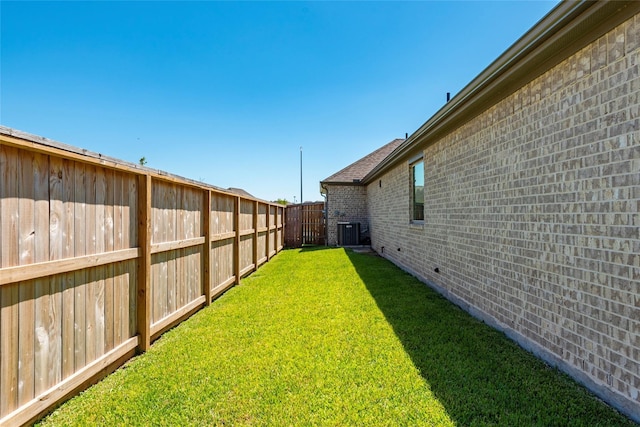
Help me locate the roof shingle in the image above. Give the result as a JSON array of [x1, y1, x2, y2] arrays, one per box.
[[321, 138, 405, 184]]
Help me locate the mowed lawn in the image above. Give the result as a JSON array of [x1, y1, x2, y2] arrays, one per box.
[[39, 247, 636, 426]]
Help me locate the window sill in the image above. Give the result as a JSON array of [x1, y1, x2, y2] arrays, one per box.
[[409, 221, 424, 229]]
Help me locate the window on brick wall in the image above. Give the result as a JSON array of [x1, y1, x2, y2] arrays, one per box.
[[410, 159, 424, 221]]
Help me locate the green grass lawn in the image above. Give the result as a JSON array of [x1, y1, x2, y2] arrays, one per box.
[[38, 247, 636, 426]]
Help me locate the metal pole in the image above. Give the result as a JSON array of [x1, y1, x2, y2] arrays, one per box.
[[300, 146, 303, 245]]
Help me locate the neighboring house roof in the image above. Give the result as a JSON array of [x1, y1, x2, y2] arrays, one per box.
[[227, 187, 255, 198], [321, 138, 405, 185], [362, 0, 640, 183]]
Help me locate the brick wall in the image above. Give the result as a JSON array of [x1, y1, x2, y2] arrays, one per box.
[[325, 184, 368, 246], [368, 14, 639, 420]]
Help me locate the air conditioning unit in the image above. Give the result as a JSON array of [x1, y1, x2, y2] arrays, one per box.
[[337, 222, 360, 246]]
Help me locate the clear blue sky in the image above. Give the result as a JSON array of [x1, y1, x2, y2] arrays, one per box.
[[1, 1, 558, 203]]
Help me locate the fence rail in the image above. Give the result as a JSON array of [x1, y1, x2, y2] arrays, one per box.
[[0, 127, 284, 426]]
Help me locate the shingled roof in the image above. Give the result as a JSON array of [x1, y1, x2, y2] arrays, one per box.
[[226, 187, 255, 198], [321, 138, 404, 184]]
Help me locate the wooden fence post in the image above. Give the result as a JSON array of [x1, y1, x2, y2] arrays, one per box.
[[234, 196, 241, 285], [137, 174, 152, 352], [277, 206, 281, 250], [253, 201, 259, 272], [203, 190, 211, 305], [266, 205, 271, 261]]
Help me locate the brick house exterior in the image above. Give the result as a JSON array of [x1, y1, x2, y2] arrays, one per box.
[[321, 138, 404, 246], [322, 1, 640, 421]]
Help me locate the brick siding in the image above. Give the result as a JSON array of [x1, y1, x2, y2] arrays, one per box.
[[368, 14, 640, 419], [326, 184, 368, 246]]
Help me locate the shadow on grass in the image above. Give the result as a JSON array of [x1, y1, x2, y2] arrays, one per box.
[[344, 249, 636, 427]]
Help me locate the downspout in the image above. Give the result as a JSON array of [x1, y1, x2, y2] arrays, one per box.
[[320, 183, 328, 246]]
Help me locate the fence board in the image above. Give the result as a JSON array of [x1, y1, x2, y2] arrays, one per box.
[[94, 166, 107, 361], [61, 159, 75, 379], [127, 176, 138, 338], [189, 246, 202, 303], [268, 205, 276, 258], [18, 150, 35, 405], [137, 174, 152, 352], [202, 191, 211, 304], [152, 180, 163, 324], [113, 173, 124, 347], [160, 182, 170, 321], [34, 151, 51, 396], [18, 280, 35, 406], [177, 186, 185, 308], [167, 184, 176, 318], [1, 284, 19, 415], [48, 157, 64, 392], [84, 165, 97, 365], [189, 188, 202, 302], [181, 187, 189, 306], [73, 162, 87, 371], [19, 150, 35, 265], [166, 249, 177, 320], [104, 169, 115, 353]]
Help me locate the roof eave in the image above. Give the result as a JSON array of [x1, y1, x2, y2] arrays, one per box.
[[362, 0, 640, 183], [320, 180, 363, 186]]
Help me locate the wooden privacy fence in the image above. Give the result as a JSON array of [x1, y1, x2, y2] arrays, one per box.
[[284, 202, 325, 248], [0, 127, 284, 426]]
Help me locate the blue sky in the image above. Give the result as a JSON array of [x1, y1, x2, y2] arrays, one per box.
[[1, 1, 557, 202]]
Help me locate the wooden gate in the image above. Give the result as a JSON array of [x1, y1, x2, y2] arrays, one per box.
[[284, 202, 325, 247]]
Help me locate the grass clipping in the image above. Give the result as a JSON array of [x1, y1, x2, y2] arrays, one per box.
[[39, 248, 636, 426]]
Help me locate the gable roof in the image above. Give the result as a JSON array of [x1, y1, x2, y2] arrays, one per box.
[[226, 187, 255, 198], [321, 138, 404, 185]]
